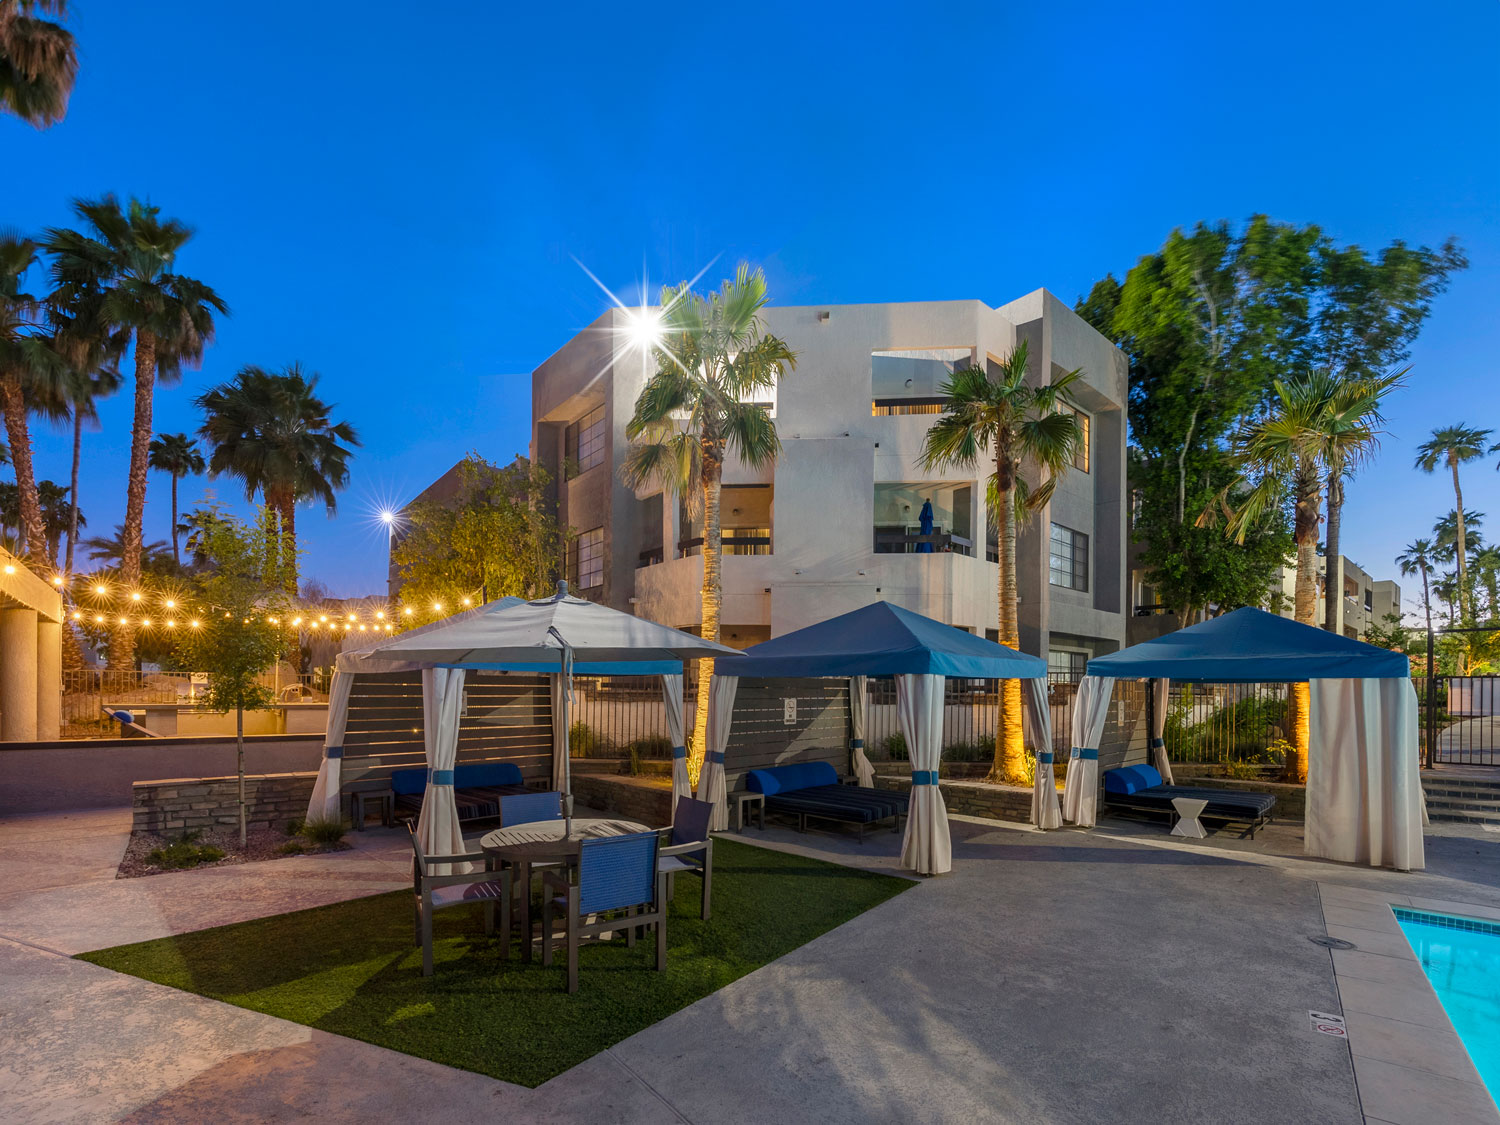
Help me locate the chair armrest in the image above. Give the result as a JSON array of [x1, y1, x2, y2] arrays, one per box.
[[540, 868, 572, 895], [659, 840, 708, 858], [422, 849, 488, 867], [423, 867, 507, 890]]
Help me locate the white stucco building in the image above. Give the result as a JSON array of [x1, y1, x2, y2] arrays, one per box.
[[530, 291, 1130, 672], [1270, 556, 1402, 640]]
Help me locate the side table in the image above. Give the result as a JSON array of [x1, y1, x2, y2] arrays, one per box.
[[1170, 796, 1208, 839], [733, 791, 765, 832], [351, 788, 395, 831]]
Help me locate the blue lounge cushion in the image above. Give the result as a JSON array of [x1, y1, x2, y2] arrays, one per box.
[[746, 760, 840, 796], [454, 761, 523, 789], [391, 767, 427, 796], [1103, 764, 1163, 795], [1134, 764, 1164, 789]]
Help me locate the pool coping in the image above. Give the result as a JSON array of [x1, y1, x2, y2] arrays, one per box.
[[1318, 882, 1500, 1125]]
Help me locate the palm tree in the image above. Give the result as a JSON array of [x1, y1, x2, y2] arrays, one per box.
[[1397, 539, 1438, 642], [80, 524, 174, 573], [620, 265, 797, 772], [46, 196, 226, 666], [1471, 545, 1500, 622], [148, 433, 204, 566], [37, 478, 76, 563], [1221, 370, 1391, 782], [0, 0, 76, 128], [919, 342, 1083, 785], [1414, 426, 1491, 625], [1321, 367, 1407, 631], [196, 363, 359, 591]]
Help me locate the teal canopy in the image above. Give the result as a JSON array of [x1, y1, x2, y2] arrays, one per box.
[[714, 601, 1047, 680], [1086, 607, 1411, 682]]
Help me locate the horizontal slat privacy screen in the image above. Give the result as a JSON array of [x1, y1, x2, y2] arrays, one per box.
[[723, 677, 849, 788]]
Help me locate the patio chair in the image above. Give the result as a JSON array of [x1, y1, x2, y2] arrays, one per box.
[[498, 790, 564, 827], [659, 795, 714, 921], [408, 823, 512, 977], [540, 831, 667, 993]]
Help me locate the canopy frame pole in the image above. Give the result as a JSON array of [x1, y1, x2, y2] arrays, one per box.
[[548, 625, 575, 836]]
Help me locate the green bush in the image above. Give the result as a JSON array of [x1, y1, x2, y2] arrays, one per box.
[[941, 741, 991, 763], [277, 840, 307, 855], [881, 732, 908, 761], [283, 817, 304, 837], [624, 734, 673, 759], [147, 831, 225, 870], [569, 720, 612, 757], [299, 815, 347, 846]]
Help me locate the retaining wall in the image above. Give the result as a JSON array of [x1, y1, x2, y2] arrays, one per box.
[[132, 771, 317, 834]]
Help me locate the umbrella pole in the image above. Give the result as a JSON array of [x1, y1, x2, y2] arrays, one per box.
[[549, 627, 575, 836]]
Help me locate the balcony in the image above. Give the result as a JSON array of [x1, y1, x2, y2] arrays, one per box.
[[677, 531, 772, 558], [871, 396, 948, 417], [872, 529, 974, 557]]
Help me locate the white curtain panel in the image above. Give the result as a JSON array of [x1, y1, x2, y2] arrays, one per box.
[[663, 674, 691, 812], [1306, 678, 1425, 872], [696, 674, 738, 832], [1025, 677, 1061, 830], [1150, 677, 1175, 784], [305, 670, 354, 822], [898, 673, 953, 875], [416, 667, 470, 875], [850, 675, 875, 787], [550, 674, 569, 791], [1062, 675, 1116, 827]]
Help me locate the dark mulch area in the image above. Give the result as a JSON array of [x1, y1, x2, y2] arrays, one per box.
[[118, 825, 350, 879]]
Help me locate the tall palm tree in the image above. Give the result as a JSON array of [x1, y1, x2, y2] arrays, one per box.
[[1397, 539, 1437, 641], [0, 0, 76, 128], [148, 432, 204, 566], [1471, 545, 1500, 622], [46, 196, 226, 666], [620, 265, 797, 773], [1414, 426, 1490, 625], [196, 362, 359, 592], [919, 342, 1083, 785], [37, 478, 76, 563], [1221, 370, 1391, 782], [80, 524, 174, 572], [1321, 367, 1407, 631], [0, 231, 79, 562]]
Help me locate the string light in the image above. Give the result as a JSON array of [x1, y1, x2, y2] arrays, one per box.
[[190, 619, 201, 628], [130, 592, 142, 602], [404, 607, 414, 616], [51, 575, 63, 586], [94, 584, 107, 595], [3, 565, 15, 575]]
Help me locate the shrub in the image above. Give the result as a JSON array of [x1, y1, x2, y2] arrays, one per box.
[[147, 831, 225, 870], [283, 817, 304, 837], [625, 734, 673, 759], [881, 732, 908, 761], [276, 840, 306, 855], [569, 720, 612, 757], [299, 815, 347, 846], [941, 741, 991, 763]]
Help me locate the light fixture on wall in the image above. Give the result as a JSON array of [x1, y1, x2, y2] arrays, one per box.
[[904, 378, 913, 388], [731, 507, 741, 515]]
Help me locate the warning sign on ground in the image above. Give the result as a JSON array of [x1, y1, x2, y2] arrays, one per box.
[[1309, 1010, 1347, 1037]]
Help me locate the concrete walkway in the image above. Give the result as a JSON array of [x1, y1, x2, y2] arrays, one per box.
[[2, 808, 1498, 1123]]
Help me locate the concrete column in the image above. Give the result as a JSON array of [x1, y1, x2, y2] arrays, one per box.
[[0, 607, 39, 742], [36, 618, 61, 740]]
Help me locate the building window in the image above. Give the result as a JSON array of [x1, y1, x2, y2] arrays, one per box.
[[1048, 649, 1088, 681], [564, 405, 606, 478], [1364, 588, 1373, 612], [1064, 405, 1090, 473], [568, 527, 604, 590], [1049, 523, 1089, 591]]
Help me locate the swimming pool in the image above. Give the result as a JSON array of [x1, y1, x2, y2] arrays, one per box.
[[1395, 908, 1500, 1096]]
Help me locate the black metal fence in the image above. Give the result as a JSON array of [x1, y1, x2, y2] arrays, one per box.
[[1426, 675, 1500, 767], [1162, 682, 1290, 766]]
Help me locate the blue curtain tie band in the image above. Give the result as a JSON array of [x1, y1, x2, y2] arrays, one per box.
[[1036, 751, 1053, 765], [430, 769, 454, 786], [706, 750, 725, 765], [912, 770, 939, 786], [1149, 737, 1165, 749], [671, 745, 687, 760], [851, 739, 865, 749], [1073, 748, 1098, 760], [324, 745, 343, 759]]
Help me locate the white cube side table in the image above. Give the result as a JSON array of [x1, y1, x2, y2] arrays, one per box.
[[1170, 796, 1208, 839]]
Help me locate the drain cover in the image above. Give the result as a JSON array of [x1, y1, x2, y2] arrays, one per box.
[[1308, 935, 1356, 950]]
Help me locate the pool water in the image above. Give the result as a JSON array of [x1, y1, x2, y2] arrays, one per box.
[[1395, 908, 1500, 1096]]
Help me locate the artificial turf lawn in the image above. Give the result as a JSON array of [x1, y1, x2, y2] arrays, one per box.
[[77, 838, 910, 1087]]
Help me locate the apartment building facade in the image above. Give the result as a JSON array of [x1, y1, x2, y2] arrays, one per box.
[[531, 291, 1130, 673], [1270, 557, 1402, 640]]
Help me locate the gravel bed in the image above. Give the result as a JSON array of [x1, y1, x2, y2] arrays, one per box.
[[118, 825, 351, 879]]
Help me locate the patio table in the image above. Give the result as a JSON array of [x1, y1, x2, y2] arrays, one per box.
[[479, 817, 650, 961]]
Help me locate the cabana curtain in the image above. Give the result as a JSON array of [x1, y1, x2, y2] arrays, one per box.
[[850, 675, 874, 786], [307, 670, 352, 821], [416, 667, 468, 874], [1026, 677, 1061, 830], [698, 674, 738, 831], [897, 673, 952, 874], [663, 674, 690, 809], [1306, 678, 1424, 871], [1149, 677, 1174, 784], [1063, 675, 1116, 827]]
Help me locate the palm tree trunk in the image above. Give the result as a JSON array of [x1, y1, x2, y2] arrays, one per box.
[[1452, 460, 1469, 624], [0, 372, 51, 562], [688, 447, 722, 787], [279, 495, 297, 593], [1323, 476, 1343, 632], [65, 407, 82, 574], [169, 472, 180, 566], [1286, 462, 1320, 784], [113, 328, 157, 671], [993, 456, 1027, 786]]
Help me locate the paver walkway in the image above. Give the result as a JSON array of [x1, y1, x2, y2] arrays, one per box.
[[3, 806, 1499, 1123]]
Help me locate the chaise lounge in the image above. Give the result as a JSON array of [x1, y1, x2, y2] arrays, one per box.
[[745, 761, 909, 843], [391, 762, 531, 824], [1102, 764, 1276, 838]]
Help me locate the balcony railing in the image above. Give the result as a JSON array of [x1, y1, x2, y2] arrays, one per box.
[[871, 396, 949, 417], [637, 546, 665, 568], [677, 534, 772, 558], [873, 531, 973, 556]]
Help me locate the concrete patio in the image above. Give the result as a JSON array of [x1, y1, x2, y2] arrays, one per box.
[[3, 807, 1499, 1124]]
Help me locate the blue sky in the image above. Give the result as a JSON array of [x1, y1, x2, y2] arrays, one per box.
[[7, 0, 1498, 616]]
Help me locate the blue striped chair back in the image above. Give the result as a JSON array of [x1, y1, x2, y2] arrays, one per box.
[[671, 796, 713, 846], [499, 790, 563, 827], [578, 831, 659, 916]]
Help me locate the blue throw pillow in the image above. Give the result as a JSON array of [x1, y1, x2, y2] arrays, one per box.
[[1103, 767, 1137, 795], [391, 768, 427, 796], [455, 761, 523, 789], [1134, 764, 1164, 789]]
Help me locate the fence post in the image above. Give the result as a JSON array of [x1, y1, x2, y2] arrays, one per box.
[[1425, 627, 1436, 771]]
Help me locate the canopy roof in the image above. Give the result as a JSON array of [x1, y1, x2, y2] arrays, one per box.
[[1086, 607, 1411, 682], [714, 600, 1048, 679], [336, 585, 736, 675]]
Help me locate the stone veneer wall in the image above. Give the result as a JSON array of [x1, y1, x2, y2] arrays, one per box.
[[875, 773, 1032, 823], [132, 771, 316, 834], [572, 773, 673, 827]]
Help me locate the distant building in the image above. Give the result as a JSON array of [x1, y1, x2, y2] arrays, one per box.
[[529, 291, 1131, 670], [1269, 556, 1401, 640]]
